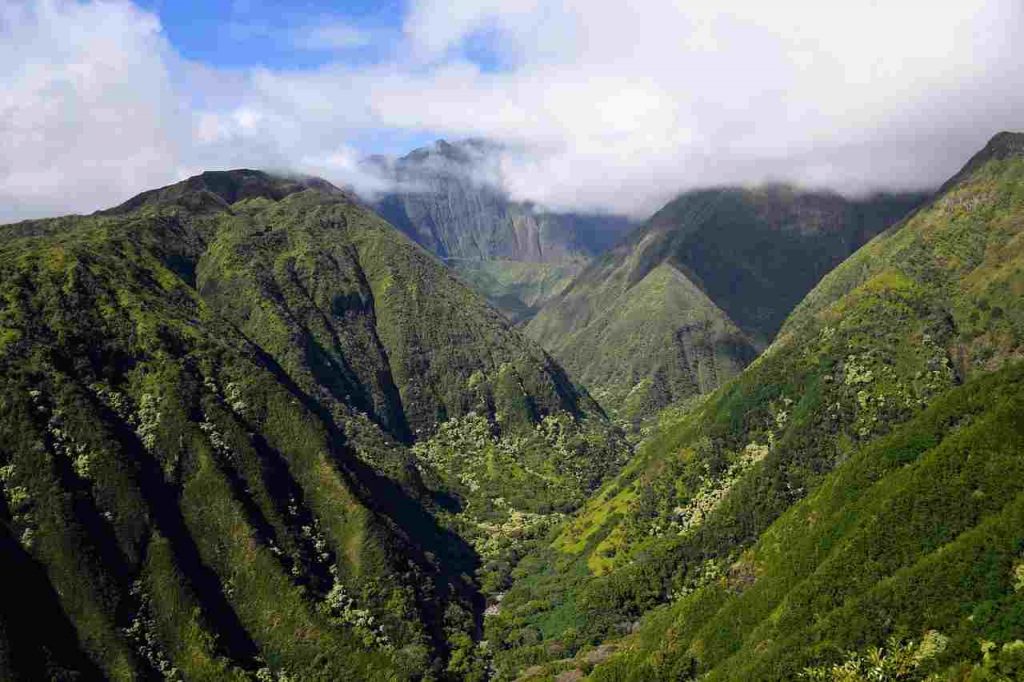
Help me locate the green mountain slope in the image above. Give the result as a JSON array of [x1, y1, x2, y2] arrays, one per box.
[[448, 259, 582, 324], [491, 134, 1024, 679], [526, 187, 925, 420], [444, 259, 583, 324], [535, 260, 756, 421], [560, 365, 1024, 681], [0, 170, 622, 680], [524, 223, 755, 423]]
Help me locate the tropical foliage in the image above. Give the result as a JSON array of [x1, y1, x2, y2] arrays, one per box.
[[0, 170, 624, 680], [491, 134, 1024, 680]]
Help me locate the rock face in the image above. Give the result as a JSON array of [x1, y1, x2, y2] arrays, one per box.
[[369, 140, 633, 321], [527, 185, 927, 418], [0, 170, 622, 680]]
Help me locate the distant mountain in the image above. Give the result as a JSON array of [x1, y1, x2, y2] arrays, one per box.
[[493, 133, 1024, 680], [527, 186, 927, 419], [0, 170, 624, 680], [441, 258, 585, 324], [368, 140, 633, 321]]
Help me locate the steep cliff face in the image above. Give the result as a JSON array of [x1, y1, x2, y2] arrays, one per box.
[[527, 186, 926, 419], [369, 140, 633, 320], [0, 170, 623, 681]]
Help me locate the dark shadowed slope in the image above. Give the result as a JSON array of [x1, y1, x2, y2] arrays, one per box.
[[527, 186, 926, 419]]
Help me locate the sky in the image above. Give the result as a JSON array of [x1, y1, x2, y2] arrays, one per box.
[[1, 0, 1023, 223]]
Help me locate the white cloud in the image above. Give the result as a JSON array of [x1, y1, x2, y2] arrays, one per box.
[[373, 0, 1024, 215], [0, 0, 192, 221], [402, 0, 542, 62], [1, 0, 1023, 222]]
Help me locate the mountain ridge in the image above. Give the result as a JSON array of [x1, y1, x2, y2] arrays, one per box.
[[0, 169, 625, 680], [490, 131, 1024, 680], [102, 169, 349, 216], [526, 184, 928, 420]]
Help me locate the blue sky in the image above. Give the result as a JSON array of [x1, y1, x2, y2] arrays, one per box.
[[137, 0, 504, 73], [133, 0, 506, 156], [139, 0, 404, 69]]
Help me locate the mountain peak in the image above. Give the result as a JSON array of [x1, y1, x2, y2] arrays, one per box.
[[938, 131, 1024, 194], [399, 138, 499, 166], [983, 131, 1024, 158], [103, 169, 343, 215]]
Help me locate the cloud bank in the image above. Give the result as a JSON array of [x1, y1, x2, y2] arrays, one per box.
[[0, 0, 188, 221], [1, 0, 1023, 222]]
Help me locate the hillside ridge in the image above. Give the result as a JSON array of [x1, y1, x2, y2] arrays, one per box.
[[0, 168, 625, 680]]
